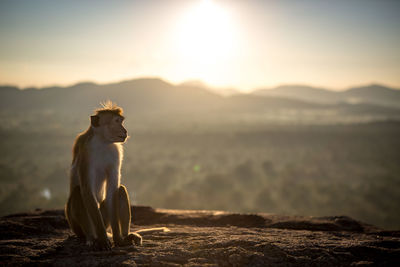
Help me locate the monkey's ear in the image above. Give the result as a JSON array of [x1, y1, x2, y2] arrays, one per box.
[[90, 115, 100, 127]]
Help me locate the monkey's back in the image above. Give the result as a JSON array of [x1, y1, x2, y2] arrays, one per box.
[[69, 127, 93, 192]]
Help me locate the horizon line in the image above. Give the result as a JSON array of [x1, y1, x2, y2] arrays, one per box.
[[1, 76, 399, 92]]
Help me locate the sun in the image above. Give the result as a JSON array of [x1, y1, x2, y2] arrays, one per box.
[[174, 0, 237, 67]]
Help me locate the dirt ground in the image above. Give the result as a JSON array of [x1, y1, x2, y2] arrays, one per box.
[[1, 206, 399, 266]]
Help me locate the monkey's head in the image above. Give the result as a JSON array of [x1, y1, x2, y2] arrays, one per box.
[[90, 102, 128, 143]]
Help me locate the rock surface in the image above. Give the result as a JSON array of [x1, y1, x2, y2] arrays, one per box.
[[1, 206, 399, 266]]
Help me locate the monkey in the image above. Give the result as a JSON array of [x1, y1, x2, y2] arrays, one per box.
[[65, 101, 142, 250]]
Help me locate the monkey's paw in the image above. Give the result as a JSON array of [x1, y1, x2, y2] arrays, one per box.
[[128, 232, 143, 246], [114, 233, 142, 247]]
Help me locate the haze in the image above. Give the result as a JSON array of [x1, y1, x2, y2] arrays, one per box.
[[1, 0, 400, 91]]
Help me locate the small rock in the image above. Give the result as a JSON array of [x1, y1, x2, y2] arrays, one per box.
[[119, 259, 137, 267], [351, 261, 374, 266]]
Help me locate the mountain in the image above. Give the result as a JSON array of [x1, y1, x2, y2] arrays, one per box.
[[343, 84, 400, 107], [1, 78, 400, 128], [252, 85, 340, 103], [252, 84, 400, 108], [179, 80, 240, 96], [0, 78, 319, 115], [0, 78, 223, 115]]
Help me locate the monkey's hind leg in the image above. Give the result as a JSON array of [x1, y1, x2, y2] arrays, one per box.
[[66, 187, 96, 245], [66, 188, 84, 239], [116, 185, 142, 246]]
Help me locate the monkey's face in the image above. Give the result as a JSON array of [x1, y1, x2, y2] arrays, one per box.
[[104, 115, 128, 143], [92, 113, 128, 143]]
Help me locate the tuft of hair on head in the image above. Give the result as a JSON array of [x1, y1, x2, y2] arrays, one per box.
[[95, 100, 124, 117]]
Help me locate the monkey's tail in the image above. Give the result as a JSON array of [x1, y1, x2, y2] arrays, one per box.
[[135, 227, 170, 235], [106, 227, 170, 240]]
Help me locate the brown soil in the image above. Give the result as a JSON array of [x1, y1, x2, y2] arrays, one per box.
[[1, 206, 399, 266]]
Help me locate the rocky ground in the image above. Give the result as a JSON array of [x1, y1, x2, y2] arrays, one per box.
[[1, 206, 399, 266]]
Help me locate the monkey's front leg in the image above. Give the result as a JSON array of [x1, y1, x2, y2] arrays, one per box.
[[107, 189, 126, 246], [82, 190, 112, 250], [114, 185, 142, 246], [106, 170, 132, 247], [79, 169, 111, 251]]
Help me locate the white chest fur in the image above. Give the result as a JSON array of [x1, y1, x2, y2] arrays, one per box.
[[88, 136, 123, 202]]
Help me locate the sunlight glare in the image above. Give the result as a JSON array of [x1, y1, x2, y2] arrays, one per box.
[[175, 0, 237, 65]]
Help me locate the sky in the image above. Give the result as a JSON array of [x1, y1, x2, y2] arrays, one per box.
[[0, 0, 399, 91]]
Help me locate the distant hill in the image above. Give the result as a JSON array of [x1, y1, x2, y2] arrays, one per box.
[[0, 78, 226, 118], [252, 84, 400, 108], [1, 78, 400, 128], [343, 84, 400, 107], [179, 80, 240, 96], [0, 78, 319, 115]]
